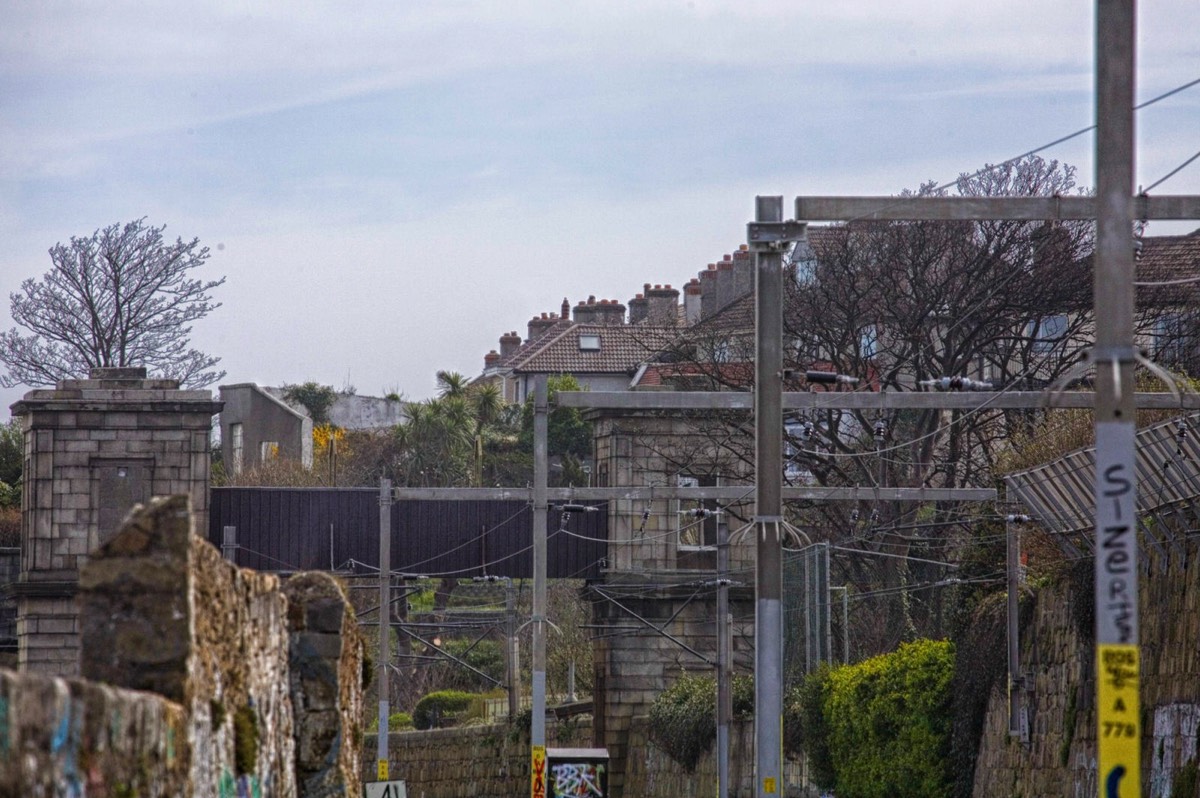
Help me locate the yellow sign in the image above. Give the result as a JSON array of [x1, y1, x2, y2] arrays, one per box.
[[763, 777, 777, 794], [377, 759, 389, 781], [531, 745, 546, 798], [1097, 644, 1139, 798]]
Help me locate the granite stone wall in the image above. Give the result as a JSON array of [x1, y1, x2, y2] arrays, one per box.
[[972, 544, 1200, 798], [0, 667, 188, 796], [365, 717, 592, 798], [591, 581, 755, 798], [63, 494, 363, 798], [12, 366, 221, 676]]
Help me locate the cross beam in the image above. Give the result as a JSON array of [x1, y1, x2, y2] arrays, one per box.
[[794, 194, 1200, 222], [557, 390, 1200, 411]]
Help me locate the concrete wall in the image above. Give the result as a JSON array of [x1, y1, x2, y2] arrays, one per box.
[[11, 366, 221, 676], [220, 383, 312, 472], [972, 543, 1200, 798]]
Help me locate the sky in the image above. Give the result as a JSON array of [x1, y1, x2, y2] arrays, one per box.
[[2, 0, 1198, 413]]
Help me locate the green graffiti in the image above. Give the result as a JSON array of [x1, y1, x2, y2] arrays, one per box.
[[220, 769, 237, 798], [167, 724, 175, 763], [0, 697, 9, 755]]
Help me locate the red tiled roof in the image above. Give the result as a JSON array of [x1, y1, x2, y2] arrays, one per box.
[[1135, 229, 1200, 305], [509, 323, 678, 376]]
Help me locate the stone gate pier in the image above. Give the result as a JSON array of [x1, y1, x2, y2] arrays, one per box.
[[8, 366, 221, 675]]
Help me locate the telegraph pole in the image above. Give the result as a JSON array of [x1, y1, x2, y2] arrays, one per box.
[[750, 195, 794, 797], [1006, 514, 1030, 740], [531, 375, 549, 797], [1092, 2, 1140, 795], [715, 521, 732, 798], [376, 478, 392, 782]]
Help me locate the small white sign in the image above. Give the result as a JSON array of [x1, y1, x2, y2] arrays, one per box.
[[365, 781, 407, 798]]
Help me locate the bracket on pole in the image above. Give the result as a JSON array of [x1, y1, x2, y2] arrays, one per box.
[[747, 220, 807, 250]]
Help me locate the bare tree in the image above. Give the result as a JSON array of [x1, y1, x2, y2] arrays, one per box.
[[624, 157, 1130, 652], [0, 218, 225, 388]]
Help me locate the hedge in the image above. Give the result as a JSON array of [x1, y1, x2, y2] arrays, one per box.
[[822, 639, 955, 798]]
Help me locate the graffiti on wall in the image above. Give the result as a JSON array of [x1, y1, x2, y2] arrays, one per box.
[[550, 762, 606, 797], [1149, 703, 1200, 798]]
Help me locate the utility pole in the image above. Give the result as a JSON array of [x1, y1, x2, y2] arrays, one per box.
[[750, 195, 798, 798], [1006, 514, 1030, 740], [715, 520, 732, 798], [507, 577, 521, 718], [1093, 2, 1140, 794], [376, 478, 392, 782], [531, 375, 549, 796]]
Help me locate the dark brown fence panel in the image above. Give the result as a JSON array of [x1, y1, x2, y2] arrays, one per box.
[[209, 488, 607, 579]]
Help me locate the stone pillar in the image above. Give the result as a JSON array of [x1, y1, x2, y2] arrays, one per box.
[[9, 366, 221, 676]]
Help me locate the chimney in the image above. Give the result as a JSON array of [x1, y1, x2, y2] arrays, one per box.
[[628, 286, 649, 325], [499, 331, 522, 359], [700, 264, 719, 320], [732, 246, 753, 302], [684, 278, 702, 324], [561, 298, 570, 319], [645, 284, 680, 326], [715, 256, 735, 313], [573, 295, 600, 324], [484, 350, 501, 370], [527, 313, 555, 342], [577, 297, 626, 325], [595, 298, 626, 325]]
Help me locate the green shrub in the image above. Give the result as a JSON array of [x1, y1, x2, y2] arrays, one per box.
[[438, 638, 506, 691], [823, 639, 954, 798], [413, 690, 477, 730], [647, 672, 717, 772], [369, 711, 414, 733], [784, 664, 835, 789]]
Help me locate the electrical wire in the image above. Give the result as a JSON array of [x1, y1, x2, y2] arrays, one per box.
[[1142, 148, 1200, 194], [843, 75, 1200, 224]]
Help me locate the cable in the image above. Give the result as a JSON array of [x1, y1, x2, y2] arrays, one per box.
[[842, 75, 1200, 224], [1142, 148, 1200, 194]]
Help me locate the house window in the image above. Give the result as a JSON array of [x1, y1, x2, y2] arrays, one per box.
[[260, 441, 279, 462], [231, 423, 244, 475], [1154, 310, 1200, 370], [579, 334, 601, 351], [859, 325, 879, 359], [677, 474, 718, 549], [1028, 314, 1069, 353]]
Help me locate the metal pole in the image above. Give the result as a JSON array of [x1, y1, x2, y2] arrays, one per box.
[[821, 543, 832, 666], [531, 375, 549, 784], [1005, 516, 1025, 737], [753, 195, 785, 797], [840, 586, 849, 664], [376, 478, 392, 780], [1093, 2, 1141, 795], [222, 525, 237, 564], [716, 521, 732, 798], [507, 578, 520, 718]]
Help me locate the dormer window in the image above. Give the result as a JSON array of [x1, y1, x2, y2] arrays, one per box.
[[579, 334, 601, 351]]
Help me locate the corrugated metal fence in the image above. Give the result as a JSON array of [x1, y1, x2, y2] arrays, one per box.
[[208, 487, 607, 579]]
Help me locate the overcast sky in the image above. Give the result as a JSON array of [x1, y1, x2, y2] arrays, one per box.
[[2, 1, 1198, 413]]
